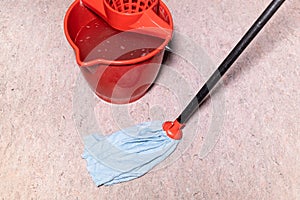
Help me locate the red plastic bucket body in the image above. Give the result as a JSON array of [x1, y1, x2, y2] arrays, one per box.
[[64, 0, 173, 104], [80, 54, 163, 103]]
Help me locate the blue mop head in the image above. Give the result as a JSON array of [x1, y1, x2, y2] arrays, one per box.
[[82, 121, 179, 186]]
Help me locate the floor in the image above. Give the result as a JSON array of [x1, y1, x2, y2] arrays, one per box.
[[0, 0, 299, 199]]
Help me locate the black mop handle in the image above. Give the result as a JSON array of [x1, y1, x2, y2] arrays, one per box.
[[176, 0, 285, 124]]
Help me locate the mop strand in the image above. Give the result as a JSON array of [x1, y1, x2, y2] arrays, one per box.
[[82, 121, 179, 186]]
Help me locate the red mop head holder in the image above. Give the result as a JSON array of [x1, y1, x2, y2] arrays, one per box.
[[163, 120, 184, 140], [82, 0, 173, 38]]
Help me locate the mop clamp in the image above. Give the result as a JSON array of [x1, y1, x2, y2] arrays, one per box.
[[163, 120, 185, 140]]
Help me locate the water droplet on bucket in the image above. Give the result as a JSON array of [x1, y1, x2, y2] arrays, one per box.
[[120, 45, 125, 50], [141, 53, 147, 57], [86, 36, 91, 40], [142, 49, 145, 52], [104, 49, 108, 52], [97, 49, 102, 52], [106, 40, 110, 43], [79, 39, 83, 43], [86, 25, 91, 29]]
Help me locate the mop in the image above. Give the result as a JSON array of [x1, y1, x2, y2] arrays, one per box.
[[82, 0, 285, 186]]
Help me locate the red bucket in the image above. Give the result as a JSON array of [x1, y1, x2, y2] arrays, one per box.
[[64, 0, 173, 104]]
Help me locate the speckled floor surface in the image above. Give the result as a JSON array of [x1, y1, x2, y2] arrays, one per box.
[[0, 0, 299, 199]]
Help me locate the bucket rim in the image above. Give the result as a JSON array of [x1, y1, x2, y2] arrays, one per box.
[[63, 0, 173, 67]]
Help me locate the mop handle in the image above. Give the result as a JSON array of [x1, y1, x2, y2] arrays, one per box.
[[176, 0, 285, 124]]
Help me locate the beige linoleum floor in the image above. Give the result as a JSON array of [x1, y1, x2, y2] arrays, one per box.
[[0, 0, 299, 199]]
